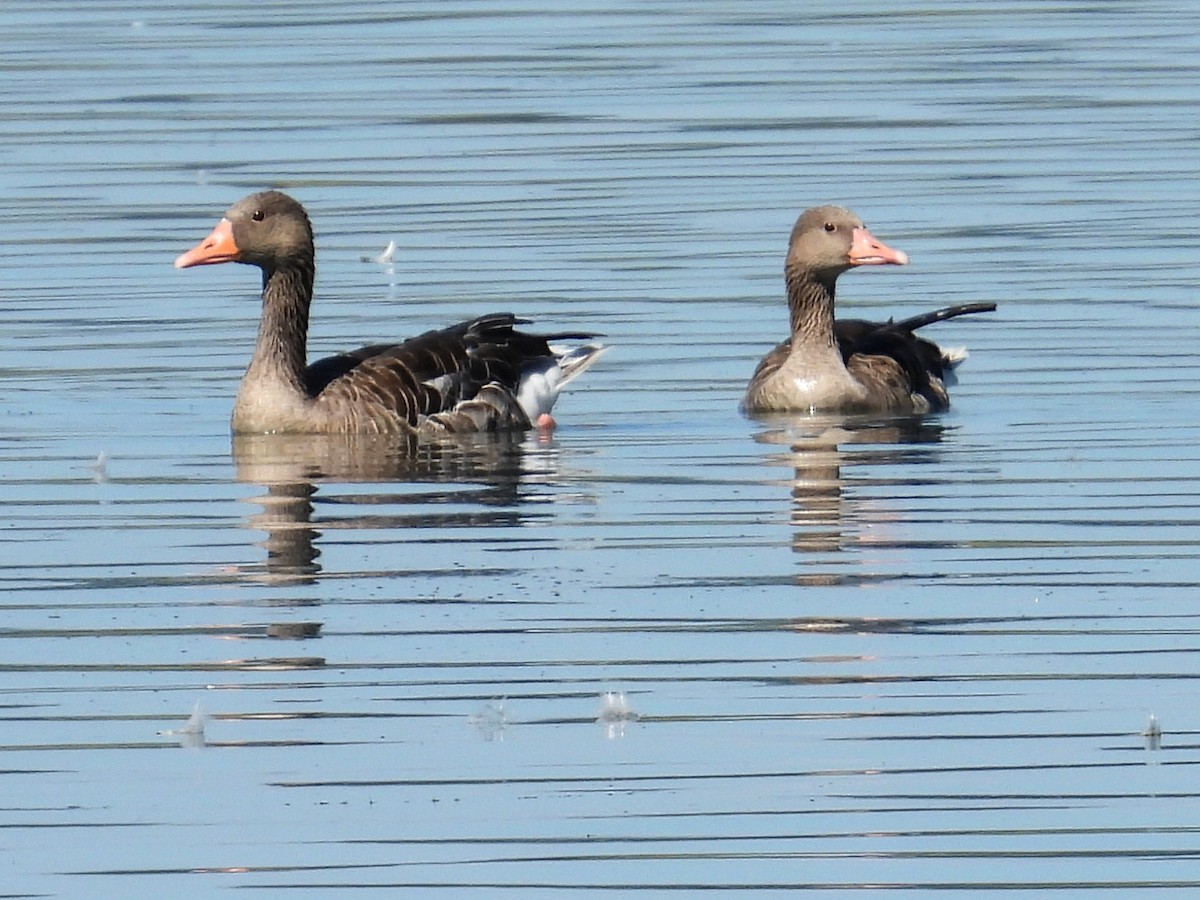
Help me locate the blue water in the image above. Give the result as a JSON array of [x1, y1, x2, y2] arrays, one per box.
[[3, 1, 1200, 896]]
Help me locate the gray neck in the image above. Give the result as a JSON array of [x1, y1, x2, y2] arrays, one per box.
[[785, 262, 838, 349], [244, 264, 313, 395]]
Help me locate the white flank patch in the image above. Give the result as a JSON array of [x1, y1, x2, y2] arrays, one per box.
[[516, 343, 608, 421], [942, 346, 969, 368], [515, 360, 563, 421]]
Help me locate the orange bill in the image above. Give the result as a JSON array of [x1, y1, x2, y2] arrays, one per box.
[[847, 226, 909, 266], [174, 218, 240, 268]]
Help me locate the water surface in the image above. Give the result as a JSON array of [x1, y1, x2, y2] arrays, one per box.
[[3, 1, 1200, 896]]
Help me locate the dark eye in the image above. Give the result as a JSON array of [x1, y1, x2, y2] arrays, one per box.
[[824, 222, 836, 232], [251, 209, 265, 222]]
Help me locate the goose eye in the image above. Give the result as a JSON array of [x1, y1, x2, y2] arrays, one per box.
[[823, 222, 836, 232], [251, 209, 265, 222]]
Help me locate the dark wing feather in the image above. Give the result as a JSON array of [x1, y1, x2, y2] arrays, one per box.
[[845, 353, 931, 411], [835, 302, 995, 357], [843, 325, 943, 405], [302, 313, 597, 433], [747, 339, 791, 392], [891, 301, 997, 332], [835, 302, 996, 411]]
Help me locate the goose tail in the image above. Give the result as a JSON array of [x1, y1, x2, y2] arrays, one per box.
[[516, 343, 609, 422]]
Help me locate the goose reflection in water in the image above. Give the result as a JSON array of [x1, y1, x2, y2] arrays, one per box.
[[754, 414, 946, 562], [230, 431, 559, 586]]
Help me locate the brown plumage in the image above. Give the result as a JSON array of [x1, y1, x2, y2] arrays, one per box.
[[743, 206, 995, 415], [175, 190, 606, 435]]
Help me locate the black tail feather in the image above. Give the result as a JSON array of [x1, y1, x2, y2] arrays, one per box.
[[892, 302, 997, 333]]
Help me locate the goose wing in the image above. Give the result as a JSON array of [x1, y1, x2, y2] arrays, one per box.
[[836, 302, 996, 411], [305, 313, 601, 433]]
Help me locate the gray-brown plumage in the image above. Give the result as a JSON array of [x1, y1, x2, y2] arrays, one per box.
[[175, 191, 605, 435], [742, 206, 994, 415]]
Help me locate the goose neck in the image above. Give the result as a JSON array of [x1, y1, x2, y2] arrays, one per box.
[[785, 263, 838, 349]]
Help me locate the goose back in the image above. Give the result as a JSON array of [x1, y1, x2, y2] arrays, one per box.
[[302, 314, 602, 434]]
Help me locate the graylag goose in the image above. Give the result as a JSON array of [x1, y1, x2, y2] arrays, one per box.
[[743, 206, 994, 415], [175, 190, 606, 435]]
